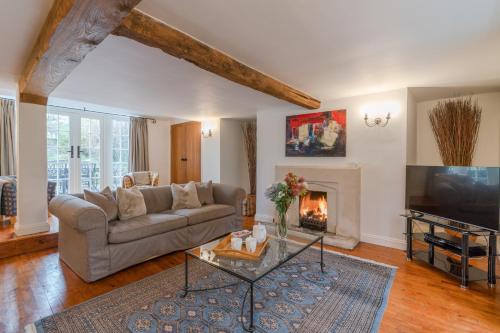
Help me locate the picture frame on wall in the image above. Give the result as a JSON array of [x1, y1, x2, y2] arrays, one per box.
[[285, 110, 346, 157]]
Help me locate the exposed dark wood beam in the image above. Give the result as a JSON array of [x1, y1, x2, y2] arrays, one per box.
[[19, 0, 142, 105], [113, 10, 321, 110], [20, 93, 48, 106]]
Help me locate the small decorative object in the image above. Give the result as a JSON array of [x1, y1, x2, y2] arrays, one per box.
[[212, 234, 269, 260], [428, 97, 482, 166], [364, 112, 391, 127], [231, 230, 252, 238], [286, 110, 346, 157], [245, 236, 257, 253], [265, 172, 308, 239], [428, 97, 482, 238], [252, 223, 267, 243], [230, 237, 243, 251], [242, 121, 257, 216]]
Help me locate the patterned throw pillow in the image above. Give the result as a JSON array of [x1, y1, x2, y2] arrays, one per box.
[[84, 186, 118, 222], [196, 181, 214, 205], [116, 186, 147, 220], [171, 182, 202, 210]]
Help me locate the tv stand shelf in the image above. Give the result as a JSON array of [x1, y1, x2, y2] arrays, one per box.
[[403, 212, 498, 288]]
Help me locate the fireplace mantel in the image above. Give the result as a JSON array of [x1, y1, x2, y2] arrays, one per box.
[[275, 165, 361, 249]]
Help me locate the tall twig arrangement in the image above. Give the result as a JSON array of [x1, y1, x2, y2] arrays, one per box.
[[428, 97, 481, 166], [241, 121, 257, 195]]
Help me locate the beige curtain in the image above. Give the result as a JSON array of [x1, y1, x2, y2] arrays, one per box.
[[0, 98, 15, 176], [128, 117, 150, 172]]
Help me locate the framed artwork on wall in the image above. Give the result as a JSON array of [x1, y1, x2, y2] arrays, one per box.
[[286, 110, 346, 157]]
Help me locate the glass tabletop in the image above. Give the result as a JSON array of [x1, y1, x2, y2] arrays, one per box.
[[186, 230, 323, 282]]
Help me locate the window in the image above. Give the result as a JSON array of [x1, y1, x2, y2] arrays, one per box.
[[111, 119, 130, 189], [47, 106, 130, 193], [47, 113, 71, 195]]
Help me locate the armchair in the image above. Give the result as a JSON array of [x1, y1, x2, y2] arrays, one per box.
[[122, 171, 159, 188]]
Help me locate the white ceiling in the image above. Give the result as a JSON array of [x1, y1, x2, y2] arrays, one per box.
[[3, 0, 500, 119], [0, 0, 53, 94]]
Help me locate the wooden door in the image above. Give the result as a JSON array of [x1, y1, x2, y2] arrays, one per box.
[[171, 122, 201, 183]]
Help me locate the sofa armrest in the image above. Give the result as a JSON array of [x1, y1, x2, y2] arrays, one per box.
[[212, 184, 246, 217], [49, 195, 108, 233]]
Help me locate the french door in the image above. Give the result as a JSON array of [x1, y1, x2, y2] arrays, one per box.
[[47, 109, 102, 194]]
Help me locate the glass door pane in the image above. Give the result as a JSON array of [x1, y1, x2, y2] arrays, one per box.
[[80, 117, 101, 192], [47, 113, 71, 195], [111, 119, 130, 189]]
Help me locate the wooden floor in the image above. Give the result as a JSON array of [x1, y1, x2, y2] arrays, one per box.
[[0, 216, 59, 259], [0, 218, 498, 333]]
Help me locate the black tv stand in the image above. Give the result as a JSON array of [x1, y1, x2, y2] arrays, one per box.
[[403, 212, 498, 288]]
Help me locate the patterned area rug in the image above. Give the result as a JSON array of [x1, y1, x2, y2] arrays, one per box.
[[30, 249, 395, 333]]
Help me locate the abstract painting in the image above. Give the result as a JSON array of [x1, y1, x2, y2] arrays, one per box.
[[286, 110, 346, 157]]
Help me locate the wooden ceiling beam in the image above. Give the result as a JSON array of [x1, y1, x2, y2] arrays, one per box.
[[113, 10, 321, 110], [19, 0, 142, 104]]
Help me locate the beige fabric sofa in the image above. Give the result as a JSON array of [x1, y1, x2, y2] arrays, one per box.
[[49, 184, 246, 282]]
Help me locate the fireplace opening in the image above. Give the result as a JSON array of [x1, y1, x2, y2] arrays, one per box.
[[299, 191, 327, 232]]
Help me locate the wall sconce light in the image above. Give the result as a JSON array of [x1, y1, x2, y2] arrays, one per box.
[[364, 113, 391, 127], [201, 129, 213, 138]]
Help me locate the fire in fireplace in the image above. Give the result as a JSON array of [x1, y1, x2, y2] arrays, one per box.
[[299, 190, 327, 231]]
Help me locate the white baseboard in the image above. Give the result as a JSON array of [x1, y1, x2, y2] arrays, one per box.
[[361, 233, 406, 250], [14, 222, 50, 236], [254, 214, 273, 223]]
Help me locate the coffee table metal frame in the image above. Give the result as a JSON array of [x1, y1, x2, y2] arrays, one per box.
[[181, 234, 325, 332]]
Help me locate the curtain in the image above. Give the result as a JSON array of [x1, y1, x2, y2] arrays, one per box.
[[0, 98, 15, 176], [128, 117, 150, 172]]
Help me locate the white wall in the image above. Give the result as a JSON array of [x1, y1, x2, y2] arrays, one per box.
[[200, 118, 250, 192], [220, 119, 250, 193], [406, 89, 417, 165], [416, 92, 500, 167], [148, 119, 171, 185], [15, 102, 49, 235], [201, 119, 221, 182], [256, 89, 408, 249]]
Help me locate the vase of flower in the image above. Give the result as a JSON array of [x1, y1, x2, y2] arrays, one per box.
[[265, 172, 308, 240], [276, 210, 289, 240]]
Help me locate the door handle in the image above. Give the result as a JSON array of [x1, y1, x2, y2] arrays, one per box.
[[181, 158, 187, 162], [77, 146, 81, 159], [67, 146, 74, 158]]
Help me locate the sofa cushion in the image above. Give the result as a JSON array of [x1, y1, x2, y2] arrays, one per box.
[[108, 213, 187, 244], [117, 187, 147, 220], [84, 186, 118, 222], [140, 186, 173, 213], [171, 182, 201, 210], [196, 181, 214, 205], [168, 204, 235, 226]]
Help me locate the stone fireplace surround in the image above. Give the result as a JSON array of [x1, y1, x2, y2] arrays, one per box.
[[274, 165, 361, 249]]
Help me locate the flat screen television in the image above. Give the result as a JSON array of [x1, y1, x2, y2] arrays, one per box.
[[405, 165, 500, 231]]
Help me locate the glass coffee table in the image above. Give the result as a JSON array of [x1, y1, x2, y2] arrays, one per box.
[[181, 230, 324, 332]]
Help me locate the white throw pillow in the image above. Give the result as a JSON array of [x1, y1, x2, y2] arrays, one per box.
[[116, 186, 147, 220], [171, 181, 202, 210]]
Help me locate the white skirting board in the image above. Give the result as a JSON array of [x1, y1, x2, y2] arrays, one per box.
[[360, 233, 406, 250], [14, 222, 50, 236]]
